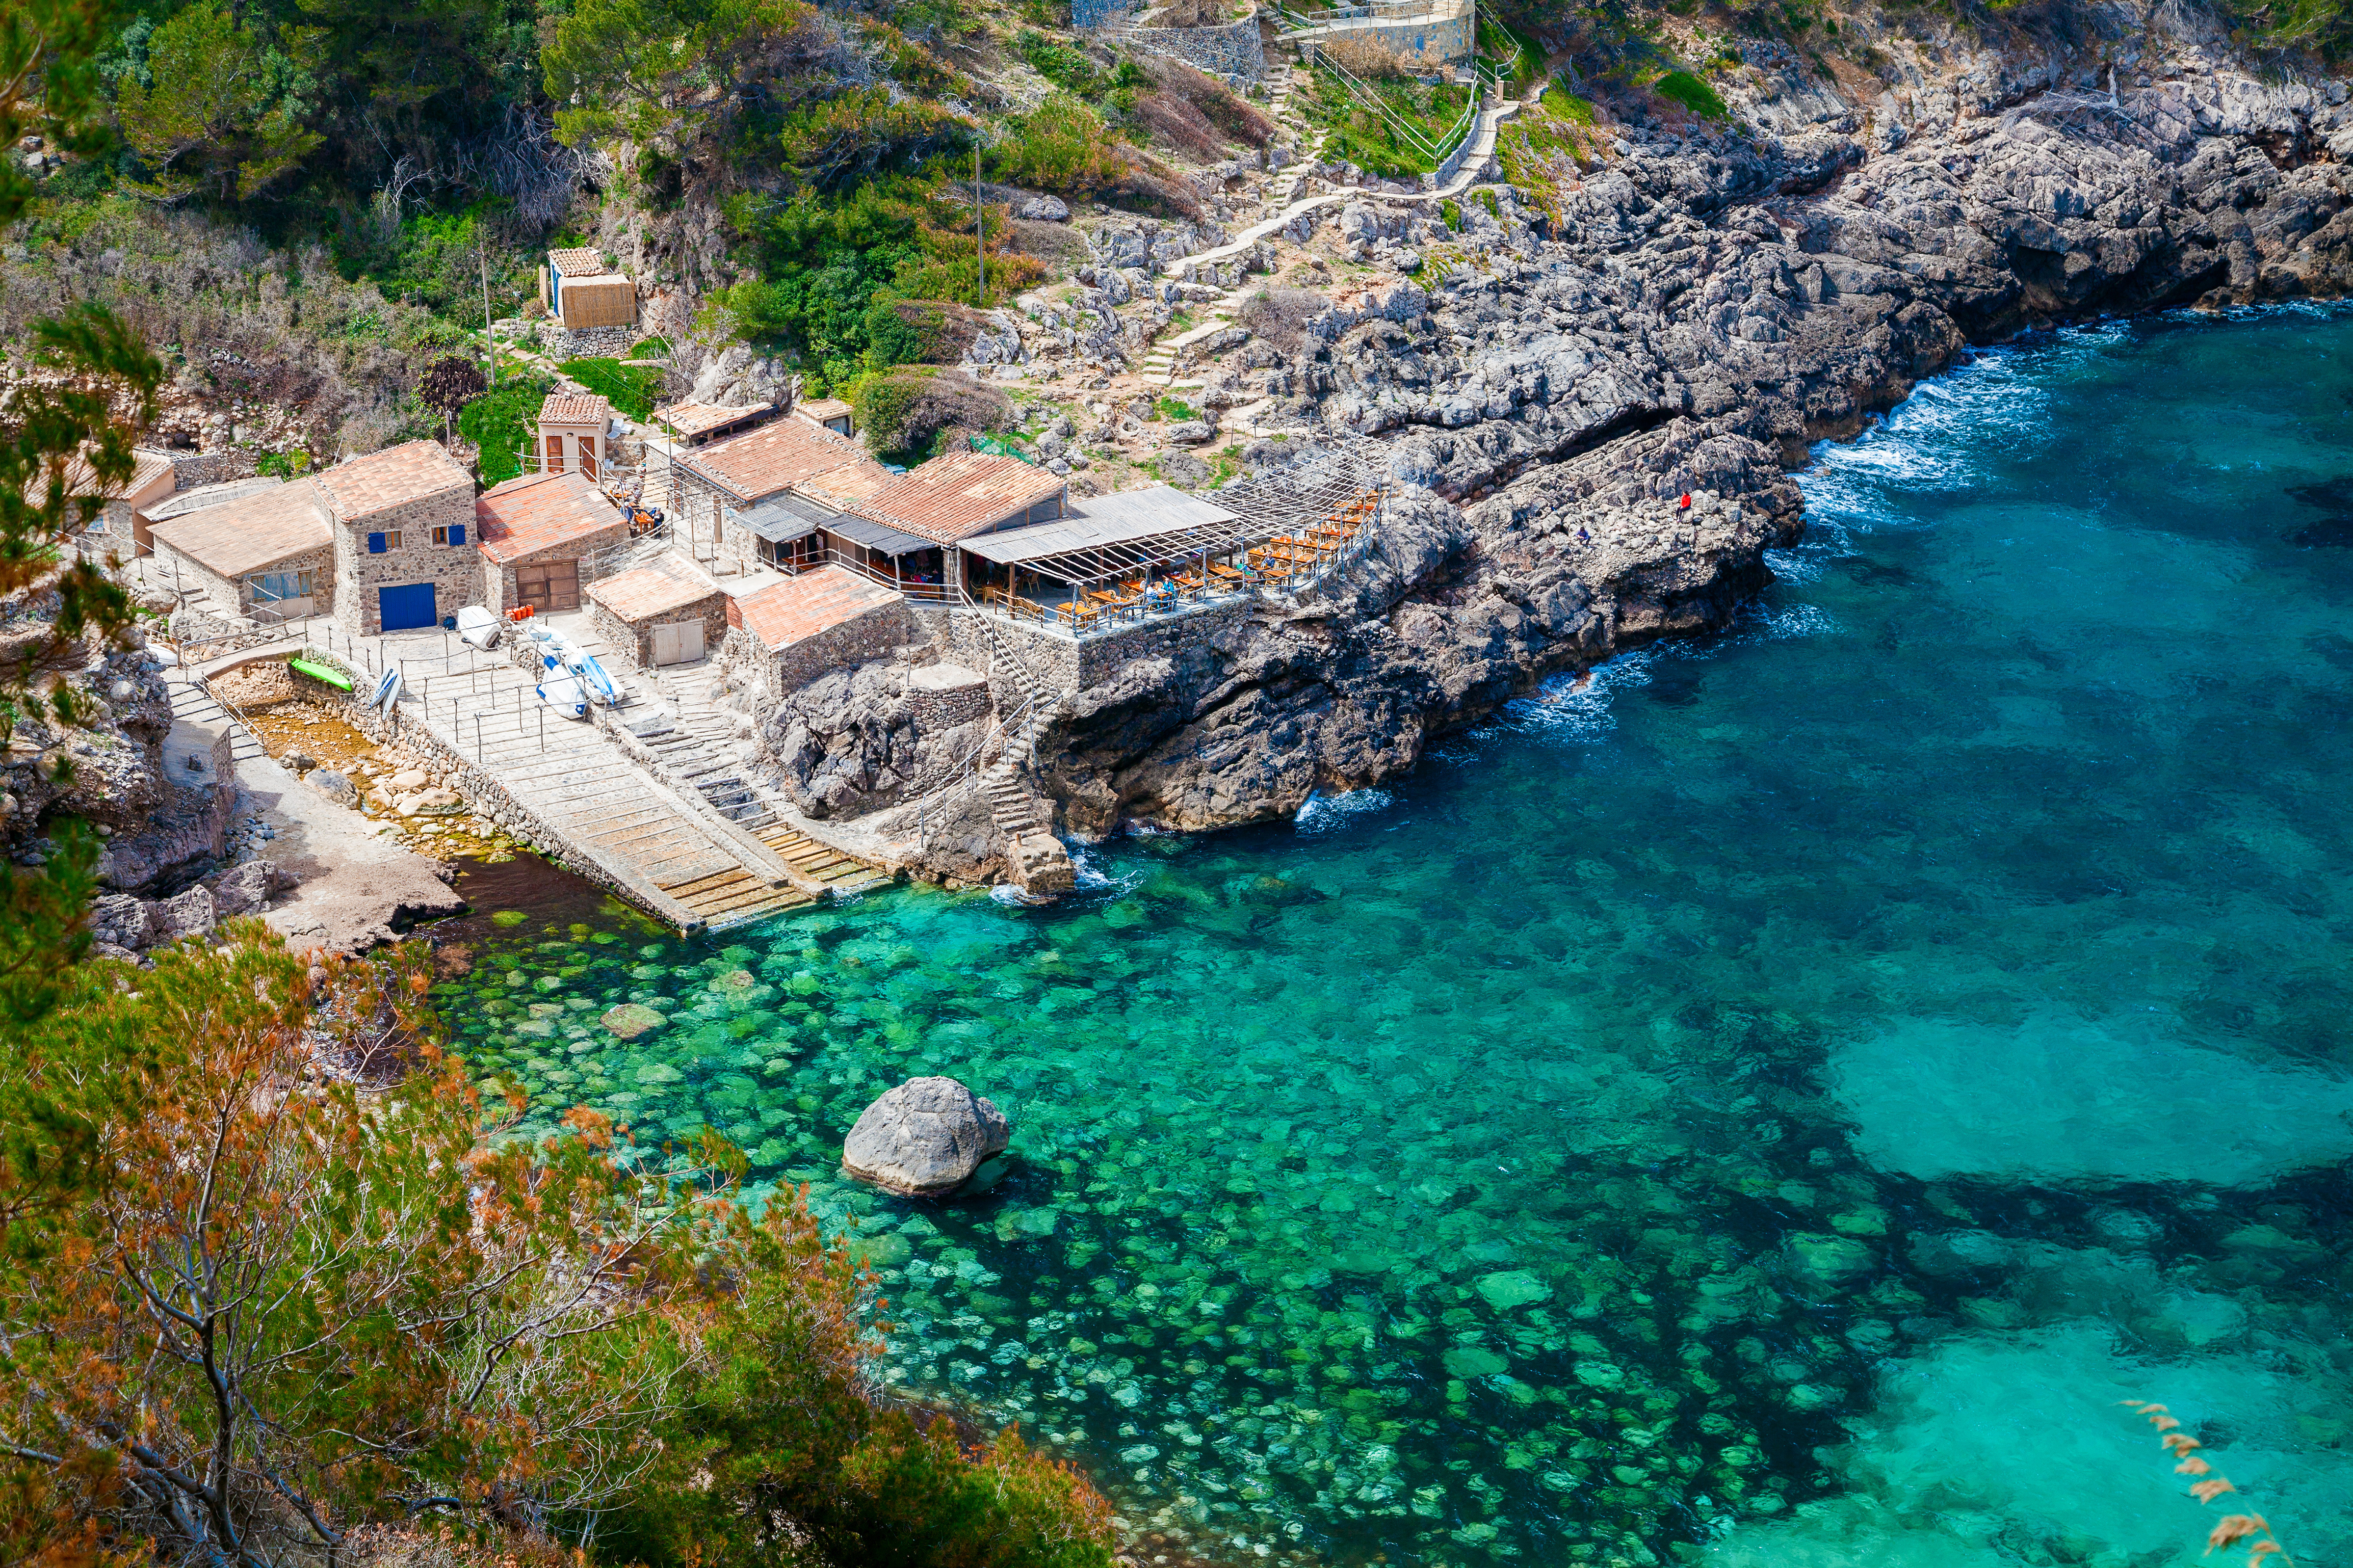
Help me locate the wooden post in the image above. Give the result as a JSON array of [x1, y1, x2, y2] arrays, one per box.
[[481, 244, 497, 388]]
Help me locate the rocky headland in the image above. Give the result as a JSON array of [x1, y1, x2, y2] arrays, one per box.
[[761, 0, 2353, 880]]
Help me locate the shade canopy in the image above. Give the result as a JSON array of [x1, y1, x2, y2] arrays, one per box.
[[959, 485, 1251, 586], [737, 493, 825, 544], [825, 513, 936, 557]]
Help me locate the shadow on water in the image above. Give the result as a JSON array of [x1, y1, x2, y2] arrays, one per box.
[[2282, 476, 2353, 546]]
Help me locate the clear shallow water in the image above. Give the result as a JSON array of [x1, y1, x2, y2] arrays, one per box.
[[440, 311, 2353, 1568]]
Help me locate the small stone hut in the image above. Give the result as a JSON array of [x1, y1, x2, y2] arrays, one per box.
[[148, 481, 334, 623], [474, 470, 630, 617], [586, 553, 727, 670], [720, 565, 913, 702], [535, 391, 612, 483], [541, 248, 638, 331]]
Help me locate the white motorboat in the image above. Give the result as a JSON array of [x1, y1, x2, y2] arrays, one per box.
[[536, 671, 590, 720]]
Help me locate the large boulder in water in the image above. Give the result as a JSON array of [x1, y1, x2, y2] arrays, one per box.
[[841, 1077, 1010, 1198]]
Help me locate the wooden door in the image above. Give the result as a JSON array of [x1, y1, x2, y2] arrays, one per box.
[[516, 559, 581, 613], [581, 438, 597, 483], [651, 621, 703, 666]]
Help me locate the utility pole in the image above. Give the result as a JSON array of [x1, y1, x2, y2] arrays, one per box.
[[975, 144, 985, 305], [480, 244, 497, 388]]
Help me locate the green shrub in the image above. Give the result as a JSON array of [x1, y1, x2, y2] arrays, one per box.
[[254, 449, 312, 478], [851, 365, 937, 454], [559, 356, 664, 420], [1440, 198, 1462, 231], [993, 93, 1126, 193], [457, 368, 556, 485], [626, 336, 673, 359], [1475, 187, 1501, 219], [1654, 70, 1729, 120]]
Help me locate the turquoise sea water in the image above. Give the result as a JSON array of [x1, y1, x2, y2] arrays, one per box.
[[439, 310, 2353, 1568]]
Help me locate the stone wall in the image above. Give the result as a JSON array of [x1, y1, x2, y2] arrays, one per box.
[[332, 482, 482, 635], [1117, 14, 1265, 81], [767, 599, 918, 702], [1299, 0, 1473, 68], [946, 599, 1253, 693]]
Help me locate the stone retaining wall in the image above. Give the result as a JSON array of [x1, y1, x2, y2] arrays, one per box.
[[277, 645, 653, 917]]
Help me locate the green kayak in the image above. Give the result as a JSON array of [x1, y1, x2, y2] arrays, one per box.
[[288, 657, 353, 690]]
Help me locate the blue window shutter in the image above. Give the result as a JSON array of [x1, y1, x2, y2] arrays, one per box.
[[368, 532, 386, 554], [451, 523, 466, 547]]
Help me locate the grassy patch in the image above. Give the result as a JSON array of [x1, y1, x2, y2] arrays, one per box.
[[1155, 395, 1201, 421], [559, 357, 664, 420], [1540, 82, 1597, 124], [1298, 67, 1475, 179], [1654, 69, 1729, 120], [1441, 198, 1463, 231], [625, 336, 672, 359], [1475, 17, 1544, 93], [458, 368, 558, 486]]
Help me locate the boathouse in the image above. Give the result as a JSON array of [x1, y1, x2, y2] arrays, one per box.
[[474, 470, 631, 616], [321, 440, 478, 635], [721, 566, 913, 702], [587, 554, 728, 669], [148, 480, 334, 623]]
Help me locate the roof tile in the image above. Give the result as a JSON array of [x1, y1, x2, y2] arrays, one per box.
[[538, 391, 611, 427], [149, 480, 332, 577], [734, 566, 903, 651], [689, 418, 892, 504], [585, 554, 722, 621], [847, 451, 1065, 546], [474, 471, 630, 565], [315, 440, 472, 521]]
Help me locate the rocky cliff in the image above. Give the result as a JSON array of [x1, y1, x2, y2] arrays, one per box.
[[756, 0, 2353, 875]]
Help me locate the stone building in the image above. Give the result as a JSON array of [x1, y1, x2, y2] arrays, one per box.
[[720, 566, 913, 703], [535, 391, 613, 482], [790, 397, 856, 440], [45, 447, 179, 553], [147, 481, 335, 623], [540, 248, 637, 332], [320, 441, 479, 634], [474, 470, 631, 617], [669, 417, 894, 577], [585, 554, 728, 670]]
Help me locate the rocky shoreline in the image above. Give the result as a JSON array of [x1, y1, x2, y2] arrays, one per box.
[[768, 1, 2353, 870]]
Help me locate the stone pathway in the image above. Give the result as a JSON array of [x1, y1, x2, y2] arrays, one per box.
[[1132, 97, 1523, 388]]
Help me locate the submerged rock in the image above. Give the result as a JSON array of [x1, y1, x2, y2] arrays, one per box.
[[841, 1076, 1010, 1198], [602, 1002, 666, 1040]]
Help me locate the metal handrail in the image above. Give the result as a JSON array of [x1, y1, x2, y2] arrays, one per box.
[[912, 686, 1041, 839]]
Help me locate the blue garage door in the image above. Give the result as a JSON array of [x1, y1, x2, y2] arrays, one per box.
[[378, 582, 437, 631]]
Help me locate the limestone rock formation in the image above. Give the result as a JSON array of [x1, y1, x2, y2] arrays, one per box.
[[841, 1076, 1011, 1198]]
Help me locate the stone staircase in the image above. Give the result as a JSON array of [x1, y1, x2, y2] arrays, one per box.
[[966, 619, 1073, 894], [170, 669, 268, 764], [630, 664, 891, 899]]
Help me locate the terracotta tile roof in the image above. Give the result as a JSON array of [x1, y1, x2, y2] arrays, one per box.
[[733, 566, 903, 652], [29, 446, 176, 510], [585, 554, 721, 622], [316, 440, 471, 521], [149, 479, 331, 577], [474, 472, 629, 565], [548, 247, 606, 277], [690, 418, 892, 504], [538, 391, 611, 428], [650, 401, 773, 441], [847, 451, 1066, 546], [794, 397, 854, 423]]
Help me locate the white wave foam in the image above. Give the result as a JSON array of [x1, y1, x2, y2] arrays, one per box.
[[1294, 787, 1397, 834]]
